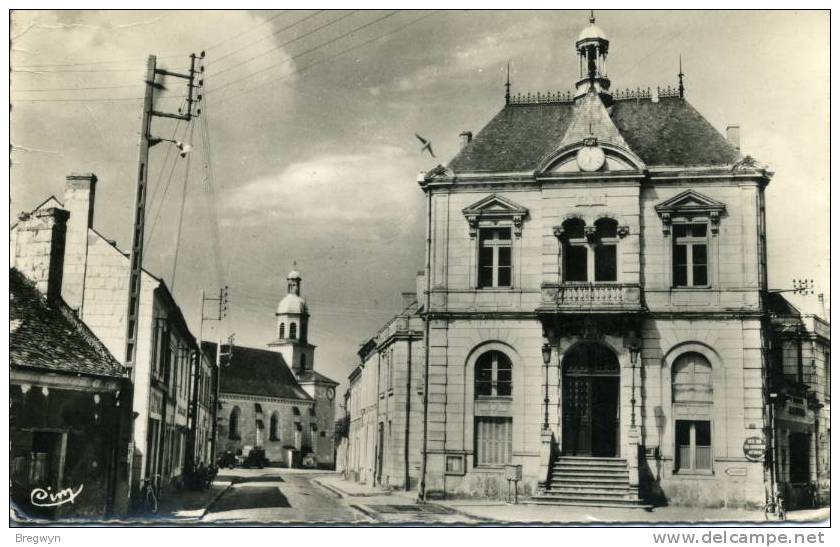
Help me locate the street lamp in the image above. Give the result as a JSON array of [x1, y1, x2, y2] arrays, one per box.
[[542, 341, 552, 431], [629, 338, 641, 428]]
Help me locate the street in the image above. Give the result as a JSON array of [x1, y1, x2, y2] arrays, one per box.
[[201, 469, 364, 523]]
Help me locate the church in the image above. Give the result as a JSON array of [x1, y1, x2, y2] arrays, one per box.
[[208, 270, 338, 468], [383, 13, 830, 508]]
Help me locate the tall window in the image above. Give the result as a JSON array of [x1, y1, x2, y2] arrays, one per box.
[[478, 227, 512, 288], [475, 417, 513, 465], [594, 218, 618, 282], [673, 223, 708, 287], [300, 354, 307, 371], [289, 322, 297, 340], [270, 412, 280, 441], [673, 353, 713, 472], [279, 323, 285, 339], [562, 218, 588, 282], [229, 406, 241, 440], [475, 351, 512, 397]]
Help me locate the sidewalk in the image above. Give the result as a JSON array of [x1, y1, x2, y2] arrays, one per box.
[[311, 475, 830, 525]]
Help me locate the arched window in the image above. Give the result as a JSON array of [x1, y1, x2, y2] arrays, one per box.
[[473, 350, 513, 466], [228, 406, 241, 440], [562, 218, 587, 282], [289, 322, 297, 340], [672, 352, 713, 472], [594, 218, 618, 282], [475, 351, 512, 397], [278, 323, 285, 339], [270, 412, 280, 441]]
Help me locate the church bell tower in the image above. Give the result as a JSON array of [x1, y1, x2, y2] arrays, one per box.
[[269, 269, 314, 375], [575, 11, 612, 105]]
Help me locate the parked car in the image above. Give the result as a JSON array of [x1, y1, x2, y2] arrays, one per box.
[[242, 447, 269, 469], [218, 450, 237, 469]]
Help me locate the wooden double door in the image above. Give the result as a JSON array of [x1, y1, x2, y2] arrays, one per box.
[[561, 343, 620, 457]]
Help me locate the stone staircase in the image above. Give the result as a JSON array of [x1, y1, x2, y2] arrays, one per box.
[[531, 456, 649, 508]]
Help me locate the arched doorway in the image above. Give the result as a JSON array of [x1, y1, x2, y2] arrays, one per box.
[[562, 342, 620, 457]]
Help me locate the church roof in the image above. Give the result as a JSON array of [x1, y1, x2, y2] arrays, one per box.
[[277, 293, 307, 315], [296, 369, 339, 386], [201, 342, 312, 401], [448, 96, 740, 173]]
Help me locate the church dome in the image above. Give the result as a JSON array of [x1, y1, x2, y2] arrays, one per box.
[[578, 22, 607, 42], [277, 293, 307, 315]]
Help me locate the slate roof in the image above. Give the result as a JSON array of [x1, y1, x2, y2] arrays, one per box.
[[296, 369, 339, 386], [10, 268, 125, 379], [448, 96, 740, 173], [202, 342, 312, 401], [765, 293, 802, 316]]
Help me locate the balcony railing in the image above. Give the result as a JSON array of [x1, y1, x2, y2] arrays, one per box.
[[540, 282, 643, 312]]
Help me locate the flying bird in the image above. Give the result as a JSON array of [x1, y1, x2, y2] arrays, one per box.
[[415, 133, 436, 158]]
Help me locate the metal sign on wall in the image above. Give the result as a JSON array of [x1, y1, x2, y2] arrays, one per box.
[[743, 436, 766, 462]]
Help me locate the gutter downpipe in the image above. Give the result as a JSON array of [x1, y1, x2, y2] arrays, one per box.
[[418, 183, 432, 503], [404, 332, 413, 491]]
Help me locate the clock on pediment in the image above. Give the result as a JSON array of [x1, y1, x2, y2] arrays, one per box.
[[576, 138, 605, 172]]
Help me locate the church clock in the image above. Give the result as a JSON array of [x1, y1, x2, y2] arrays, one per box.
[[576, 143, 606, 172]]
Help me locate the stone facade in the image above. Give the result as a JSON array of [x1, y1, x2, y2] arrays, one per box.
[[344, 16, 829, 509]]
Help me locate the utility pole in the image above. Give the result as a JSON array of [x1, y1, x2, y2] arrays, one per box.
[[192, 286, 229, 465], [121, 52, 203, 506]]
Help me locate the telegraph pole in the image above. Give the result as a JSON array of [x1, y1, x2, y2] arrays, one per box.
[[121, 53, 203, 507], [193, 287, 229, 464]]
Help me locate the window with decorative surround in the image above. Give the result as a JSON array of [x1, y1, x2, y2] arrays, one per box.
[[655, 190, 726, 289], [462, 194, 528, 290], [555, 217, 628, 283]]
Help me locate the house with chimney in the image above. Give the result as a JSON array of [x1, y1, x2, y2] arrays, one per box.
[[10, 208, 131, 519], [10, 173, 216, 506]]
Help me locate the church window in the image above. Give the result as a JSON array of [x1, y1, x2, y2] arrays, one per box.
[[279, 323, 285, 339], [475, 351, 512, 397], [228, 406, 241, 440], [270, 412, 280, 441], [478, 227, 512, 288], [290, 323, 297, 340], [673, 223, 708, 287]]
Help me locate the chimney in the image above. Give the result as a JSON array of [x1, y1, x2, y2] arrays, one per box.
[[726, 125, 741, 152], [14, 207, 70, 302], [62, 173, 97, 312], [459, 131, 473, 149], [818, 293, 826, 319], [401, 291, 416, 310]]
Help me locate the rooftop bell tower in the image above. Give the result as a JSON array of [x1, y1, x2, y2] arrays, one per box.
[[575, 11, 612, 105]]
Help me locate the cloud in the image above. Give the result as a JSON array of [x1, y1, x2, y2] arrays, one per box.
[[222, 145, 422, 230]]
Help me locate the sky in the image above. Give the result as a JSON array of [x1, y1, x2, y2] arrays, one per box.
[[9, 9, 830, 396]]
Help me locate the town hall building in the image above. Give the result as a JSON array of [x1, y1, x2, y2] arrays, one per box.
[[342, 14, 829, 509]]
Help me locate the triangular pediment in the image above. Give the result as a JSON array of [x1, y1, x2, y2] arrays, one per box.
[[654, 190, 726, 214], [462, 194, 528, 217]]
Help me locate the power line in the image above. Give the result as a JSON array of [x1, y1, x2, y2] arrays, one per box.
[[207, 10, 402, 97], [205, 10, 290, 52], [198, 90, 226, 288], [210, 10, 325, 67], [213, 10, 436, 105], [210, 10, 359, 80], [11, 84, 141, 92], [12, 53, 185, 69], [170, 119, 197, 292]]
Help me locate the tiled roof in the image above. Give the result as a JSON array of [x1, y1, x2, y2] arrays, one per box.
[[10, 268, 125, 379], [448, 96, 740, 173], [202, 342, 312, 401]]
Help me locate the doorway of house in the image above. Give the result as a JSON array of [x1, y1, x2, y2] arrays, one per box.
[[562, 342, 620, 457]]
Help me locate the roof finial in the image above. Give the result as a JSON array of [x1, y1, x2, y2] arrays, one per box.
[[678, 55, 685, 99], [590, 10, 596, 24], [505, 62, 511, 105]]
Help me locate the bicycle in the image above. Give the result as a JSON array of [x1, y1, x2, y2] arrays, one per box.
[[139, 474, 160, 515], [764, 491, 786, 521]]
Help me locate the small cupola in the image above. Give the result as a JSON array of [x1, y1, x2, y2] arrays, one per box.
[[575, 11, 612, 105]]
